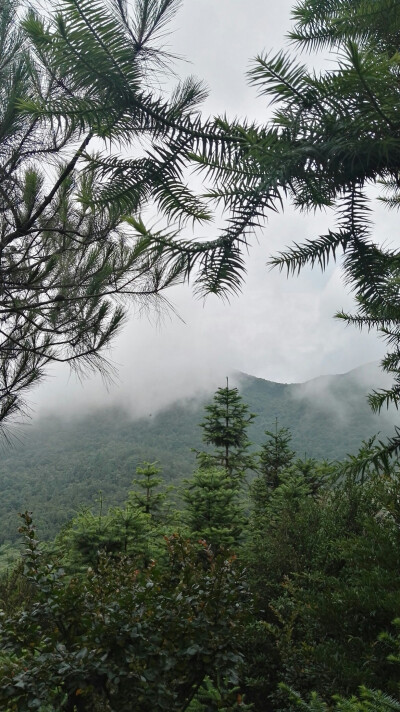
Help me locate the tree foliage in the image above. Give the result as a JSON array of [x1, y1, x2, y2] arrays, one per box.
[[191, 0, 400, 457], [244, 465, 400, 710], [258, 422, 295, 490], [54, 462, 173, 572], [0, 512, 249, 712], [195, 381, 256, 482], [2, 413, 400, 710], [0, 0, 253, 430], [182, 466, 245, 553]]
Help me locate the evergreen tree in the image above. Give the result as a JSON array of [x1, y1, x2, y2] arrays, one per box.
[[243, 463, 400, 710], [291, 456, 333, 497], [0, 0, 249, 430], [55, 498, 152, 571], [0, 512, 249, 712], [128, 461, 169, 521], [196, 380, 256, 482], [190, 0, 400, 460], [258, 421, 295, 490], [182, 467, 245, 553], [56, 464, 175, 570], [251, 422, 295, 517]]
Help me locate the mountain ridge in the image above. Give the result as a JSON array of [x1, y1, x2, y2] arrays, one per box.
[[0, 362, 396, 546]]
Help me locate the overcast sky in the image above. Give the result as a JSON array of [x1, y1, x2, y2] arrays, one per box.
[[34, 0, 391, 419]]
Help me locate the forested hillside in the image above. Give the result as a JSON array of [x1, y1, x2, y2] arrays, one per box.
[[2, 380, 400, 712], [0, 364, 394, 545], [2, 0, 400, 708]]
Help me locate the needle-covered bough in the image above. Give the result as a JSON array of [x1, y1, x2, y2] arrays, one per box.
[[3, 0, 400, 469], [0, 0, 257, 430], [191, 0, 400, 468]]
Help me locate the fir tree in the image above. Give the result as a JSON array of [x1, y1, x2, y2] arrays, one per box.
[[258, 420, 295, 490], [183, 467, 245, 553], [251, 422, 295, 516], [55, 499, 152, 571], [128, 461, 169, 521], [196, 379, 256, 482]]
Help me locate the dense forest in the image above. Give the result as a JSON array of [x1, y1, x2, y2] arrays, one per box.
[[0, 364, 394, 549], [1, 0, 400, 709], [1, 382, 400, 711]]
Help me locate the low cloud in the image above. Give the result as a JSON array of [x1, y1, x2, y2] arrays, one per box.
[[23, 0, 391, 427], [291, 361, 396, 427]]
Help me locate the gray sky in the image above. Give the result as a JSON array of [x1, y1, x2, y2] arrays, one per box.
[[34, 0, 391, 419]]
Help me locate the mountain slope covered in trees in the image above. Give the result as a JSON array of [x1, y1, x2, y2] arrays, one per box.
[[0, 363, 395, 545]]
